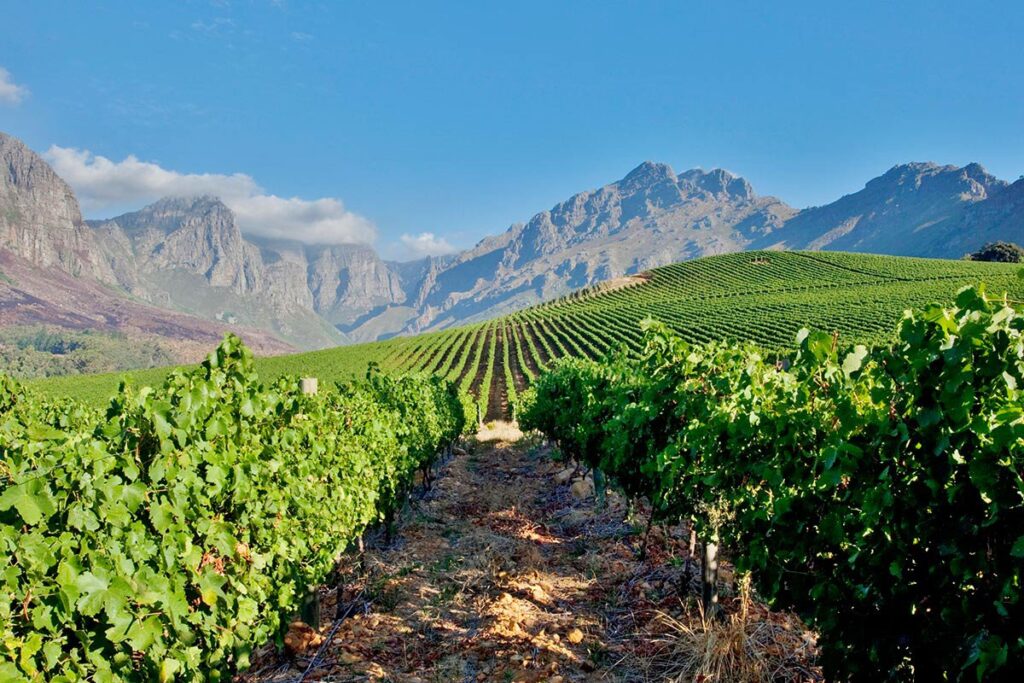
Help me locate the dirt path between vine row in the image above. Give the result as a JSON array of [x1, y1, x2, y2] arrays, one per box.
[[240, 424, 820, 683]]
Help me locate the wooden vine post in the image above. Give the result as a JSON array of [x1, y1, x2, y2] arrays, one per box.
[[593, 467, 607, 509], [300, 591, 321, 628], [299, 375, 319, 625], [702, 539, 720, 617]]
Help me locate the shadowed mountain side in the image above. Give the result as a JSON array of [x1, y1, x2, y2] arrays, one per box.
[[759, 162, 1015, 256], [0, 249, 294, 361]]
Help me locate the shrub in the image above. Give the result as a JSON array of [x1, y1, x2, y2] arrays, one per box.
[[966, 241, 1024, 263], [519, 286, 1024, 681], [0, 334, 464, 681]]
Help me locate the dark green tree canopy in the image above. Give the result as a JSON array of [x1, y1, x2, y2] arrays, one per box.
[[966, 241, 1024, 262]]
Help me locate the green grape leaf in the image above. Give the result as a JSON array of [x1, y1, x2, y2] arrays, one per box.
[[0, 479, 56, 526]]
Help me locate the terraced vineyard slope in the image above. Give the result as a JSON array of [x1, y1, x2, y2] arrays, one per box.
[[33, 251, 1024, 416]]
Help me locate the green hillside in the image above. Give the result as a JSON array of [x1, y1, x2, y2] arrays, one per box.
[[30, 251, 1024, 414]]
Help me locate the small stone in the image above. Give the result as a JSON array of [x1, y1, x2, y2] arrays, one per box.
[[570, 479, 593, 499], [566, 628, 584, 644], [283, 621, 322, 655]]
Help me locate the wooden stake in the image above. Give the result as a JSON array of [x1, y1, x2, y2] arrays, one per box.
[[639, 508, 655, 562], [702, 540, 720, 617], [300, 377, 318, 395], [300, 590, 321, 627], [593, 467, 607, 510]]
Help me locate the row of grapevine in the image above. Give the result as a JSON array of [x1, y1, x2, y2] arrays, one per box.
[[0, 335, 468, 681], [518, 285, 1024, 681], [33, 251, 1024, 416]]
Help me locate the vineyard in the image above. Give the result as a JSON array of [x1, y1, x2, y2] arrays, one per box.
[[0, 337, 468, 681], [32, 251, 1024, 417], [518, 285, 1024, 681], [5, 250, 1024, 681]]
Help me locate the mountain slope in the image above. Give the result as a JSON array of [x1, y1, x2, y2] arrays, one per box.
[[0, 248, 293, 362], [398, 162, 796, 330], [1, 133, 115, 282], [89, 197, 349, 350], [394, 160, 1023, 335], [0, 132, 296, 363], [760, 162, 1013, 255], [941, 177, 1024, 254]]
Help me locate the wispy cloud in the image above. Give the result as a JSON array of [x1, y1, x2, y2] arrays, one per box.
[[191, 17, 235, 35], [44, 145, 376, 245], [290, 31, 313, 42], [0, 67, 29, 106], [400, 232, 458, 258]]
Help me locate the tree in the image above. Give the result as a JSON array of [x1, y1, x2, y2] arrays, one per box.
[[965, 241, 1024, 263]]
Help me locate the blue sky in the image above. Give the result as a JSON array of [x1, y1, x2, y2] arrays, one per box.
[[1, 1, 1022, 259]]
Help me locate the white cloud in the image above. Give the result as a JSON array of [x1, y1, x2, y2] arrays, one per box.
[[231, 195, 374, 244], [400, 232, 458, 258], [44, 145, 376, 245], [0, 67, 29, 106], [44, 146, 257, 206]]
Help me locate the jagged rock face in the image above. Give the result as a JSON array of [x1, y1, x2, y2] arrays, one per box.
[[255, 240, 316, 310], [96, 196, 262, 295], [78, 160, 1024, 343], [305, 244, 405, 325], [86, 199, 409, 346], [761, 162, 1010, 254], [0, 132, 114, 281], [88, 198, 348, 349], [933, 177, 1024, 257]]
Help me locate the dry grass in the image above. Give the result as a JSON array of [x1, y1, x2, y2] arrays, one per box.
[[637, 579, 819, 683], [476, 420, 524, 443]]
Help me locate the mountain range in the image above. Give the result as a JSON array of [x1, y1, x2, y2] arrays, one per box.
[[1, 130, 1021, 365]]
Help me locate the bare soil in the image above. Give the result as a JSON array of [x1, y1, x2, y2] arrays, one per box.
[[484, 328, 508, 422], [239, 425, 820, 683], [591, 273, 651, 294]]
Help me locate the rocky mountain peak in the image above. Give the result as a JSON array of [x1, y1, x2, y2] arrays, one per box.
[[868, 161, 1005, 198], [621, 160, 677, 184], [0, 131, 114, 281], [91, 194, 257, 296], [1, 132, 83, 226], [679, 168, 755, 200], [5, 128, 1024, 355], [150, 194, 228, 212], [962, 161, 989, 178], [760, 160, 1015, 255], [109, 194, 235, 234]]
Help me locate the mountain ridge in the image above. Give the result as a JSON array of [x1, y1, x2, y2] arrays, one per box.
[[2, 129, 1022, 363]]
